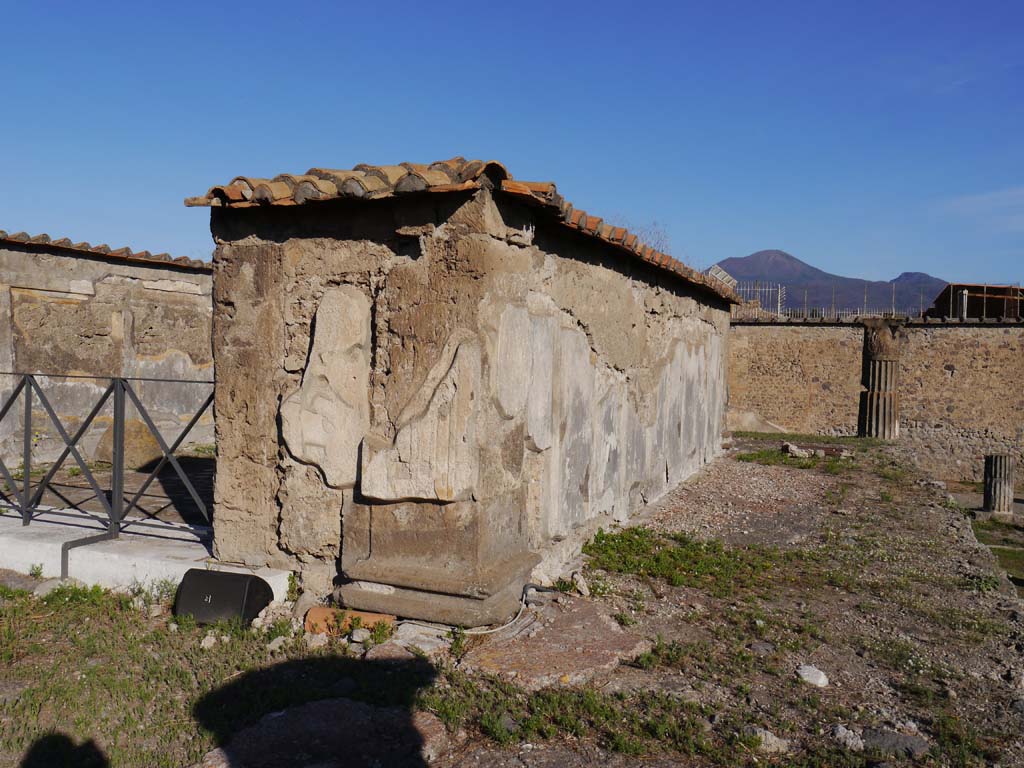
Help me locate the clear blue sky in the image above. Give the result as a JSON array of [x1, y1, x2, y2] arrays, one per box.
[[1, 1, 1021, 282]]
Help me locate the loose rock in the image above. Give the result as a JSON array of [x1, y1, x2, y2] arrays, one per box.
[[32, 579, 64, 598], [393, 623, 450, 658], [744, 726, 791, 754], [831, 724, 864, 752], [291, 590, 319, 619], [200, 634, 217, 651], [350, 628, 371, 643], [783, 442, 813, 459], [267, 636, 288, 653], [304, 632, 329, 650], [796, 664, 829, 687], [861, 728, 930, 758], [364, 642, 417, 662], [571, 571, 590, 597]]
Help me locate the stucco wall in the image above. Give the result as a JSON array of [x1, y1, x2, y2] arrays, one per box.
[[0, 244, 213, 465], [727, 321, 1024, 481], [209, 188, 730, 624]]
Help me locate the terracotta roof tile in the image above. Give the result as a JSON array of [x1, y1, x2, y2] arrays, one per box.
[[185, 158, 735, 301], [0, 227, 209, 272]]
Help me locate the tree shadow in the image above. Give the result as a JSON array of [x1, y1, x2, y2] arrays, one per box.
[[191, 655, 439, 768], [19, 732, 108, 767]]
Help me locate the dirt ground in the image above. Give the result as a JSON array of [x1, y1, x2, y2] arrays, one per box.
[[1, 435, 1022, 767], [439, 436, 1024, 766]]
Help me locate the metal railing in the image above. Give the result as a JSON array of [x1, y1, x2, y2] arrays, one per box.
[[0, 373, 214, 570], [732, 281, 929, 321]]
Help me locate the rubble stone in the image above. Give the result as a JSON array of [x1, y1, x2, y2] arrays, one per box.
[[744, 726, 790, 754], [862, 728, 929, 758]]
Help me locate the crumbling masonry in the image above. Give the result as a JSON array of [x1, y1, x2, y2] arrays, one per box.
[[188, 158, 737, 625]]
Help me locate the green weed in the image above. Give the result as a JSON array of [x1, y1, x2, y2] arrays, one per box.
[[583, 527, 786, 597], [736, 448, 817, 470]]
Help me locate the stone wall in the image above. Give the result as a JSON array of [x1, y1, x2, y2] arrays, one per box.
[[208, 188, 731, 624], [900, 326, 1024, 480], [727, 321, 1024, 481], [727, 324, 863, 434], [0, 242, 213, 465]]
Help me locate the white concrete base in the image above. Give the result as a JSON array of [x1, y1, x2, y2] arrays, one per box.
[[0, 508, 291, 601]]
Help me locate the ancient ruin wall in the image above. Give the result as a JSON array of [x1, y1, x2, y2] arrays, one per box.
[[727, 322, 1024, 480], [210, 190, 730, 620], [0, 243, 213, 463], [900, 326, 1024, 480], [727, 324, 863, 434]]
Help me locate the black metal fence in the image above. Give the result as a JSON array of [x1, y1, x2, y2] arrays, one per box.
[[0, 373, 214, 545]]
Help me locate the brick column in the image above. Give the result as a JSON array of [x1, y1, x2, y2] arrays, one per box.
[[984, 454, 1016, 520], [859, 320, 902, 440]]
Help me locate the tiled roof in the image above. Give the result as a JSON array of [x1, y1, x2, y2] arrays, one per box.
[[185, 157, 737, 302], [0, 229, 210, 272]]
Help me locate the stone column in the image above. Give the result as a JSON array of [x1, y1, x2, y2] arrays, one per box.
[[859, 320, 902, 440], [984, 454, 1016, 520]]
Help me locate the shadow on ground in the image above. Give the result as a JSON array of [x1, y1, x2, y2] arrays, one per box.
[[190, 656, 441, 768], [19, 733, 108, 767], [24, 455, 215, 528]]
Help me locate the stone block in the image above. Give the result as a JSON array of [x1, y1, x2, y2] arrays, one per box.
[[492, 304, 531, 419], [276, 460, 345, 558], [361, 335, 481, 502], [280, 285, 370, 488], [525, 313, 555, 452]]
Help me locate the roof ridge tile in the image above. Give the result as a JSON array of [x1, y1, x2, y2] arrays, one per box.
[[0, 227, 209, 272], [183, 158, 736, 301]]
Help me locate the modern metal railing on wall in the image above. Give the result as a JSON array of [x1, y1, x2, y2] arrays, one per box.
[[0, 373, 214, 573]]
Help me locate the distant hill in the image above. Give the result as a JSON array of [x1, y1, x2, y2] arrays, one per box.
[[716, 250, 947, 313]]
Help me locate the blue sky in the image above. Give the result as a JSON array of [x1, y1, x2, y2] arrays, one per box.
[[1, 1, 1021, 283]]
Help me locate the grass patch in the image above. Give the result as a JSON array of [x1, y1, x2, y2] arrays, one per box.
[[735, 448, 818, 470], [418, 669, 716, 757], [583, 527, 787, 598], [0, 584, 434, 766], [732, 431, 873, 448], [874, 459, 908, 483], [734, 447, 857, 475], [972, 519, 1024, 548], [931, 711, 1000, 766]]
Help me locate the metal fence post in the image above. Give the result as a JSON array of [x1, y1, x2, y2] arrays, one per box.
[[109, 378, 125, 536], [21, 375, 31, 525]]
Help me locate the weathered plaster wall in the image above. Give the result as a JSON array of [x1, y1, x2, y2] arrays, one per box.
[[0, 244, 213, 465], [210, 189, 730, 623], [727, 322, 1024, 481], [727, 324, 863, 434]]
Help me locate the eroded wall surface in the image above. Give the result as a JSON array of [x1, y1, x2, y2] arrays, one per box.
[[0, 245, 213, 465], [727, 322, 1024, 480], [210, 190, 730, 623]]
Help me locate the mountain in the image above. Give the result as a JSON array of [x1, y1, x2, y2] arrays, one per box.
[[716, 250, 947, 313]]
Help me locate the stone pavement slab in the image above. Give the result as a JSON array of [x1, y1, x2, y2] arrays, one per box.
[[460, 595, 650, 691]]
